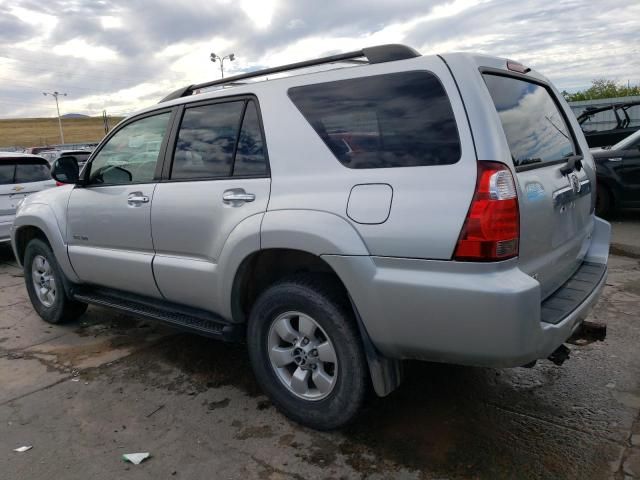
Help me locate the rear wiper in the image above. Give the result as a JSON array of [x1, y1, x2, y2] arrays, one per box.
[[559, 154, 583, 176], [518, 157, 542, 166]]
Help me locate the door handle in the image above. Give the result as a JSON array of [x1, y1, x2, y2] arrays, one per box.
[[222, 189, 255, 205], [127, 192, 149, 206]]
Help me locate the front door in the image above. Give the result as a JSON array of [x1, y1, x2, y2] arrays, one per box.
[[151, 98, 271, 313], [67, 111, 173, 297]]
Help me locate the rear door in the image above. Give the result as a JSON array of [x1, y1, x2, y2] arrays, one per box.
[[151, 98, 270, 312], [483, 73, 594, 298]]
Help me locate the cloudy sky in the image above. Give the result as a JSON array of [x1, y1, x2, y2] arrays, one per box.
[[1, 0, 639, 119]]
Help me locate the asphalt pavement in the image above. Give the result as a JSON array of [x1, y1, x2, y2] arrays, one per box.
[[0, 216, 639, 479]]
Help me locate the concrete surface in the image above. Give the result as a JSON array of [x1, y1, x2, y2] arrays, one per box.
[[0, 221, 639, 479]]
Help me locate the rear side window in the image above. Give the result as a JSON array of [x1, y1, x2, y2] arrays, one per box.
[[15, 163, 50, 183], [288, 71, 461, 169], [233, 101, 268, 176], [172, 101, 245, 179], [0, 164, 15, 185], [483, 74, 576, 169]]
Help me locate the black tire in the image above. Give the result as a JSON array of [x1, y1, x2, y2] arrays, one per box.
[[23, 238, 87, 324], [596, 183, 614, 218], [247, 274, 368, 430]]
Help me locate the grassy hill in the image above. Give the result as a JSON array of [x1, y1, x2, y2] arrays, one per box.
[[0, 116, 125, 148]]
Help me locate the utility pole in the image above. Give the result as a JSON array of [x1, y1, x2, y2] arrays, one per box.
[[42, 91, 67, 144], [210, 52, 235, 78]]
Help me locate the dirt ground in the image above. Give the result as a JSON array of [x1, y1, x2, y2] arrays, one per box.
[[0, 117, 124, 148], [0, 217, 639, 479]]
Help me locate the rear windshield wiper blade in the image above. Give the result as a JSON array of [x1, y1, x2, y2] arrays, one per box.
[[559, 154, 583, 175], [517, 157, 542, 166]]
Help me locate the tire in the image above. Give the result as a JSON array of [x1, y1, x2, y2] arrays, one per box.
[[247, 273, 368, 430], [23, 238, 87, 324], [596, 183, 614, 218]]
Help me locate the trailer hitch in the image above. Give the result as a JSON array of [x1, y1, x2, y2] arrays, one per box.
[[567, 320, 607, 345]]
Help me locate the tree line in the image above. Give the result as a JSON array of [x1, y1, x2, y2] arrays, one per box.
[[562, 79, 640, 102]]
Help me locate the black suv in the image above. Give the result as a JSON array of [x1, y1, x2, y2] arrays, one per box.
[[592, 129, 640, 216]]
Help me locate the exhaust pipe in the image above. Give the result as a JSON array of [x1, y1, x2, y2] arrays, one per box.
[[548, 344, 570, 366]]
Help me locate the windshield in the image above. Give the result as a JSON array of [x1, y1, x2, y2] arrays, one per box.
[[483, 74, 576, 169], [611, 129, 640, 150]]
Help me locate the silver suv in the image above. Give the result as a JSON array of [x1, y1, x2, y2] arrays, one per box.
[[11, 45, 610, 430]]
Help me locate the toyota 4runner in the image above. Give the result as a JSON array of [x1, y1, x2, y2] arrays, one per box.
[[11, 45, 610, 430]]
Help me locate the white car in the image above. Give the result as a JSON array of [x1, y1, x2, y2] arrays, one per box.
[[0, 153, 55, 243]]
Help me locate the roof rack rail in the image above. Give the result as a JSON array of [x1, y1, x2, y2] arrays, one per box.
[[159, 44, 420, 103]]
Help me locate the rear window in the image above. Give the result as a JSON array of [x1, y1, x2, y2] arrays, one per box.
[[15, 162, 51, 183], [0, 164, 15, 185], [288, 71, 461, 169], [483, 74, 576, 169]]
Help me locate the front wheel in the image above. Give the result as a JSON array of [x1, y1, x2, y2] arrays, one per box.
[[23, 239, 87, 324], [247, 274, 368, 430]]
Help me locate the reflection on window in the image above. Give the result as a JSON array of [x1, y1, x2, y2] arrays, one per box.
[[483, 75, 575, 168], [172, 101, 244, 179], [15, 163, 50, 183], [288, 71, 461, 169], [234, 101, 267, 176], [88, 112, 170, 185]]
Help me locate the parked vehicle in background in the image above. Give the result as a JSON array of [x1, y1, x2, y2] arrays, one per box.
[[592, 129, 640, 216], [40, 149, 93, 169], [11, 45, 610, 430], [578, 100, 640, 147], [0, 153, 55, 243]]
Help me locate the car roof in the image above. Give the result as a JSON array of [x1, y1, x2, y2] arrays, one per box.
[[0, 152, 48, 163]]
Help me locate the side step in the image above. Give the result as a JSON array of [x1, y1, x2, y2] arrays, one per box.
[[72, 287, 243, 342]]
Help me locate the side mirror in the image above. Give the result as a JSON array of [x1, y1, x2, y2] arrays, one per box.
[[51, 156, 80, 184]]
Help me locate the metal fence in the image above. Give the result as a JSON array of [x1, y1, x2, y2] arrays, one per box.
[[568, 96, 640, 131]]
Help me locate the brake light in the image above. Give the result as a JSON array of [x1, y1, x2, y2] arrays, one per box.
[[454, 161, 519, 261], [55, 181, 64, 186]]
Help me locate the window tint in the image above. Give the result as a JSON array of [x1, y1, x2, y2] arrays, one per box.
[[234, 101, 267, 176], [483, 74, 576, 168], [0, 164, 15, 185], [288, 71, 461, 169], [88, 112, 171, 185], [15, 163, 50, 183], [171, 101, 245, 179]]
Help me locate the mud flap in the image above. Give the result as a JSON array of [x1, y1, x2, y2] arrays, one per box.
[[349, 296, 403, 397]]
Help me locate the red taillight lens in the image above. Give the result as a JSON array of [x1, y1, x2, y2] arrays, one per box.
[[55, 181, 64, 186], [454, 161, 519, 261]]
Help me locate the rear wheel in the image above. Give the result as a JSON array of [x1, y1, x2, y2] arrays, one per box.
[[247, 274, 368, 430], [24, 239, 87, 324], [595, 183, 614, 218]]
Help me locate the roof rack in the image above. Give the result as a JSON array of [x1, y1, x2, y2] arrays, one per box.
[[159, 44, 420, 103]]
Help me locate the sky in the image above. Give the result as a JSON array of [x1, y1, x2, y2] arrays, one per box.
[[0, 0, 639, 119]]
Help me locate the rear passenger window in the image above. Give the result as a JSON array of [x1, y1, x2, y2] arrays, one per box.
[[0, 164, 15, 185], [233, 101, 268, 176], [288, 71, 461, 169], [15, 163, 50, 183], [172, 101, 245, 179]]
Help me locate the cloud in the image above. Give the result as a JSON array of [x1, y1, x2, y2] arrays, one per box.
[[0, 0, 638, 120]]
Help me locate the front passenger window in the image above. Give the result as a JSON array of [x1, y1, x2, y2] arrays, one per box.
[[88, 112, 171, 185]]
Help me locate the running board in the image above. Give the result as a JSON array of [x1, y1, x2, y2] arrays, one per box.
[[72, 287, 243, 342]]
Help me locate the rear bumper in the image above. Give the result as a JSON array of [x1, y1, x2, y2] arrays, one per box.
[[323, 217, 610, 368]]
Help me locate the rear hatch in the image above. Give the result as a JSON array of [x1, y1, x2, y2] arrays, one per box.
[[482, 73, 594, 299], [0, 158, 55, 221]]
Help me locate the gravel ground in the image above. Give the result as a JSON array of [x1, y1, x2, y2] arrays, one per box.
[[0, 217, 639, 479]]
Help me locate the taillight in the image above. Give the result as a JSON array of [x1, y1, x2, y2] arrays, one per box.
[[454, 161, 519, 261], [55, 181, 64, 187]]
